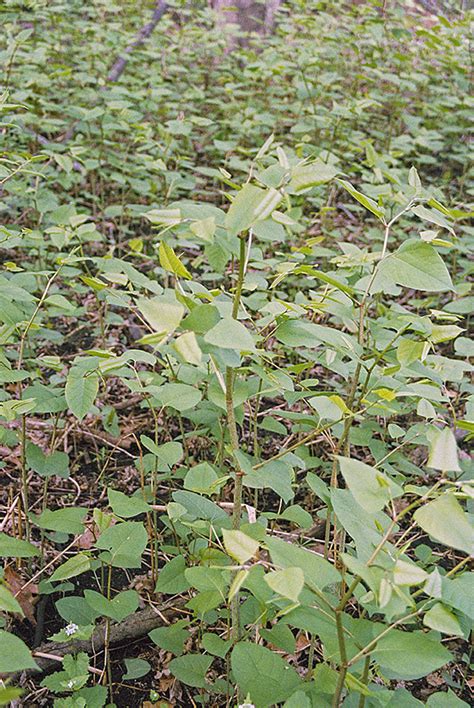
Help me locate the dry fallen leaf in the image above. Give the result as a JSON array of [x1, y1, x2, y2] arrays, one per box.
[[4, 566, 38, 624]]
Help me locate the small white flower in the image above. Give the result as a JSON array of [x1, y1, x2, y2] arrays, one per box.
[[238, 704, 255, 708], [66, 679, 75, 689], [65, 622, 79, 636]]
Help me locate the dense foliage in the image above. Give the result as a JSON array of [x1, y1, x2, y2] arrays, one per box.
[[0, 1, 472, 706]]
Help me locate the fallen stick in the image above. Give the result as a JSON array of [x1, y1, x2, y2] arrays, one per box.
[[6, 602, 181, 680]]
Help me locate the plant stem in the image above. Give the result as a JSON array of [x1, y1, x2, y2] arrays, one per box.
[[225, 235, 247, 641], [226, 235, 247, 531]]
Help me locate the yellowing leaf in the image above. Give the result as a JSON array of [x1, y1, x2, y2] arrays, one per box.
[[159, 242, 191, 280], [222, 529, 259, 564]]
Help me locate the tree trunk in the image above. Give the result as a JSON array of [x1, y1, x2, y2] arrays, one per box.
[[211, 0, 281, 46]]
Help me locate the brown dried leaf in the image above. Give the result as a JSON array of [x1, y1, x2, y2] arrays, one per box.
[[4, 566, 38, 624]]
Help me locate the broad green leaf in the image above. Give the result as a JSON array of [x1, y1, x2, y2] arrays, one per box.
[[427, 690, 470, 707], [123, 657, 151, 680], [231, 641, 301, 706], [265, 535, 339, 591], [0, 584, 23, 615], [137, 296, 184, 335], [172, 490, 229, 523], [0, 630, 38, 673], [441, 573, 473, 620], [393, 559, 428, 587], [184, 462, 220, 495], [190, 216, 215, 243], [149, 620, 189, 656], [26, 444, 69, 479], [265, 567, 304, 602], [0, 533, 40, 558], [169, 654, 213, 688], [222, 529, 259, 564], [143, 208, 181, 226], [108, 489, 151, 518], [423, 603, 463, 636], [95, 521, 148, 568], [427, 428, 461, 472], [275, 319, 361, 357], [204, 317, 255, 352], [338, 456, 403, 513], [288, 160, 339, 193], [372, 629, 452, 680], [84, 589, 139, 622], [50, 553, 91, 582], [411, 204, 455, 235], [172, 331, 202, 365], [414, 494, 472, 555], [201, 632, 232, 658], [373, 240, 453, 293], [34, 507, 87, 535], [152, 382, 202, 412], [65, 370, 99, 420], [155, 555, 191, 595], [225, 184, 282, 236]]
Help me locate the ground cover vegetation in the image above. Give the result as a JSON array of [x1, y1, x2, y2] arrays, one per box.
[[0, 0, 473, 706]]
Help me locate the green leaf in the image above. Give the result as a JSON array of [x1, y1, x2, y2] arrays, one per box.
[[143, 208, 181, 226], [265, 567, 304, 602], [95, 521, 148, 568], [108, 489, 151, 518], [423, 603, 463, 636], [173, 331, 202, 365], [225, 184, 282, 236], [338, 456, 403, 513], [0, 584, 24, 615], [288, 160, 339, 193], [34, 507, 87, 535], [201, 632, 232, 658], [50, 553, 91, 582], [65, 370, 99, 420], [337, 179, 386, 220], [222, 529, 259, 564], [204, 317, 255, 352], [169, 654, 213, 688], [414, 494, 472, 555], [373, 240, 453, 293], [149, 619, 189, 656], [84, 589, 139, 622], [26, 444, 69, 479], [441, 573, 473, 620], [172, 490, 229, 523], [158, 242, 192, 279], [0, 687, 23, 705], [152, 382, 202, 412], [275, 319, 361, 357], [0, 630, 38, 673], [231, 641, 301, 706], [184, 462, 220, 495], [426, 691, 469, 707], [393, 559, 428, 587], [137, 296, 184, 335], [265, 536, 339, 591], [412, 204, 455, 235], [372, 629, 452, 680], [123, 657, 151, 680], [155, 555, 191, 594], [0, 533, 40, 558], [427, 428, 461, 472]]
